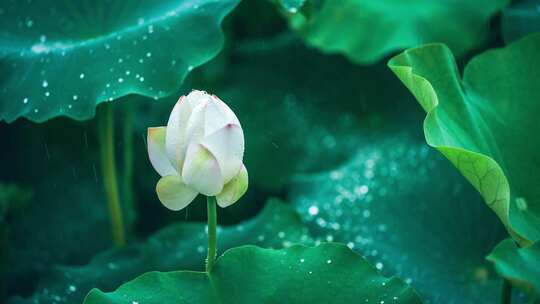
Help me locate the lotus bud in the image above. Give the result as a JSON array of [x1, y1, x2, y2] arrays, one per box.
[[147, 90, 248, 210]]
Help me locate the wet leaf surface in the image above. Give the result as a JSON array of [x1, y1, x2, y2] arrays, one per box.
[[84, 243, 421, 304], [0, 0, 239, 122], [290, 133, 508, 303]]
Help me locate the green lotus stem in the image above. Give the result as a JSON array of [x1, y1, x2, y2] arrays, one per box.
[[501, 279, 512, 304], [122, 105, 135, 229], [98, 103, 126, 248], [206, 196, 218, 272]]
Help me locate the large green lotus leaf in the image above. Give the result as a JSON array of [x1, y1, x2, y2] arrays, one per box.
[[502, 0, 540, 44], [487, 239, 540, 298], [0, 0, 239, 123], [84, 243, 421, 304], [8, 200, 313, 304], [290, 133, 509, 303], [275, 0, 508, 64], [388, 33, 540, 245]]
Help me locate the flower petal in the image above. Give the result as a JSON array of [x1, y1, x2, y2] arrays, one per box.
[[216, 164, 248, 208], [201, 123, 244, 183], [212, 95, 241, 127], [182, 143, 224, 196], [147, 127, 176, 176], [204, 98, 233, 136], [184, 101, 209, 149], [156, 175, 198, 211], [186, 90, 213, 105], [165, 96, 192, 171]]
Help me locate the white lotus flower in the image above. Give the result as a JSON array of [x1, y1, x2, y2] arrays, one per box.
[[147, 90, 248, 210]]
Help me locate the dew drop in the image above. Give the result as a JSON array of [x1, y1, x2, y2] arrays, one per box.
[[330, 170, 342, 180], [79, 73, 85, 79], [362, 210, 371, 218], [42, 80, 48, 87], [308, 205, 319, 216], [516, 197, 528, 210], [355, 185, 369, 195]]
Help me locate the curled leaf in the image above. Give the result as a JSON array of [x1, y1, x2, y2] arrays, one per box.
[[388, 33, 540, 245]]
